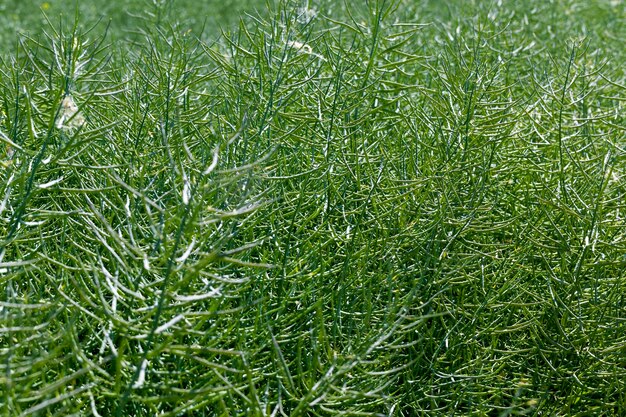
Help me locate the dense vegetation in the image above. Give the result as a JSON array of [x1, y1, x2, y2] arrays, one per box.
[[1, 0, 625, 415]]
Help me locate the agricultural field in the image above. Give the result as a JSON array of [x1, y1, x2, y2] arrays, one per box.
[[1, 0, 625, 415]]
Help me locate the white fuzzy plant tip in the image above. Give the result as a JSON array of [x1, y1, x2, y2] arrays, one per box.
[[296, 6, 317, 24], [55, 95, 86, 130]]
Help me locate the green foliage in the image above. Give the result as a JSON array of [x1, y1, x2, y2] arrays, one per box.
[[1, 0, 625, 415]]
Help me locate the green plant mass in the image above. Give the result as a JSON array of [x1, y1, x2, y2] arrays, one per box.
[[1, 0, 625, 415]]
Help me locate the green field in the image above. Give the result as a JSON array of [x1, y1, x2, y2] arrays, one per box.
[[1, 0, 625, 415]]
